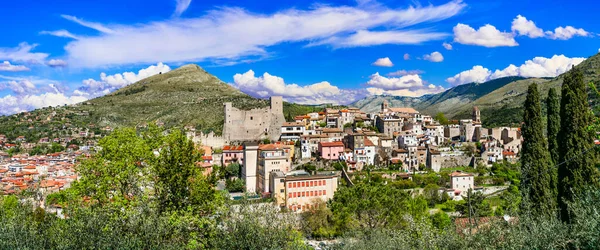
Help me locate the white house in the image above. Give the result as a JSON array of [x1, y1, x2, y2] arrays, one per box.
[[450, 171, 474, 194]]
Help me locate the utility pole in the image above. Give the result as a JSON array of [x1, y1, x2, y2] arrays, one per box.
[[468, 188, 473, 236]]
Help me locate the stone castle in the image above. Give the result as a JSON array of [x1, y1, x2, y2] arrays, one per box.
[[223, 96, 285, 143]]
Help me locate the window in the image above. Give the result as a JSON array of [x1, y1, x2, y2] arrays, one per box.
[[323, 190, 326, 195], [288, 183, 291, 188], [301, 182, 305, 187], [310, 191, 314, 196], [302, 192, 306, 197], [288, 193, 292, 198], [250, 116, 253, 120], [280, 179, 284, 183], [280, 189, 284, 193], [318, 190, 322, 196]]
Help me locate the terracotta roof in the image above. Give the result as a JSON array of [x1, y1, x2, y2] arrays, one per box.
[[364, 138, 375, 147], [388, 107, 419, 114], [450, 171, 474, 177], [503, 151, 516, 156], [223, 145, 243, 151], [319, 141, 344, 147], [282, 122, 305, 127], [322, 128, 343, 133]]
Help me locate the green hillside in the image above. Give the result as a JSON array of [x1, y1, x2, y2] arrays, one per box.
[[0, 64, 335, 141]]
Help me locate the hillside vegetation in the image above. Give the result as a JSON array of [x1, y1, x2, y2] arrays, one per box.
[[351, 52, 600, 127], [0, 64, 336, 139]]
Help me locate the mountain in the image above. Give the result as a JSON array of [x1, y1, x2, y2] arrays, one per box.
[[0, 64, 334, 142], [351, 52, 600, 127], [350, 76, 527, 118]]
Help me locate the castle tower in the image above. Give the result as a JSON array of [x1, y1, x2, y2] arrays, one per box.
[[381, 100, 389, 113], [270, 96, 283, 114], [242, 142, 259, 194], [472, 106, 481, 123]]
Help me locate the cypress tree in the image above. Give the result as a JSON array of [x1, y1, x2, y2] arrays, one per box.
[[521, 83, 555, 215], [546, 88, 560, 200], [557, 67, 600, 223], [547, 88, 560, 165]]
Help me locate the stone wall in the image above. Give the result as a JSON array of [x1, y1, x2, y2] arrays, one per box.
[[191, 131, 228, 148], [223, 96, 285, 142]]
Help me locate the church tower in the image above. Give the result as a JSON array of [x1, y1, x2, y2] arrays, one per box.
[[472, 106, 481, 123], [381, 100, 389, 113]]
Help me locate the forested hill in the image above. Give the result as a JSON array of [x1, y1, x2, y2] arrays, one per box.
[[0, 64, 338, 142]]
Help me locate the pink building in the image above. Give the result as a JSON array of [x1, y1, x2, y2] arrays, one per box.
[[318, 141, 345, 160], [222, 145, 244, 166]]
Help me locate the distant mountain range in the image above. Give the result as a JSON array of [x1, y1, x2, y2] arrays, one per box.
[[351, 52, 600, 127]]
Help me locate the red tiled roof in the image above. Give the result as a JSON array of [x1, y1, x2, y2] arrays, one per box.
[[223, 145, 243, 151], [503, 151, 516, 156], [319, 141, 344, 147], [364, 138, 375, 147], [450, 171, 474, 177]]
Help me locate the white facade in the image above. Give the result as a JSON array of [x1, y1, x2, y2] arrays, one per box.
[[450, 172, 474, 193]]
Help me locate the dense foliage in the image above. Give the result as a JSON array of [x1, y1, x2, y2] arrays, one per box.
[[557, 67, 600, 222], [521, 83, 556, 215]]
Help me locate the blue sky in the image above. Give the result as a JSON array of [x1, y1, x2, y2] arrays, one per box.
[[0, 0, 598, 114]]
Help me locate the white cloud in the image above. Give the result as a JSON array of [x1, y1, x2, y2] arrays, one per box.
[[3, 80, 37, 95], [47, 59, 68, 68], [173, 0, 192, 17], [367, 72, 424, 90], [446, 65, 491, 86], [446, 54, 585, 85], [511, 15, 589, 40], [546, 26, 589, 40], [372, 57, 394, 67], [0, 93, 87, 116], [442, 42, 453, 50], [0, 61, 29, 72], [40, 30, 80, 40], [365, 72, 444, 97], [453, 23, 518, 47], [422, 51, 444, 62], [511, 15, 544, 38], [61, 15, 114, 34], [387, 69, 425, 76], [233, 70, 366, 105], [312, 29, 448, 48], [403, 53, 410, 60], [58, 1, 465, 68], [0, 43, 49, 64], [78, 62, 171, 97]]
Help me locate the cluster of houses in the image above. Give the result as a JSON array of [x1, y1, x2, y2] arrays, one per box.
[[190, 98, 523, 212], [0, 152, 80, 199]]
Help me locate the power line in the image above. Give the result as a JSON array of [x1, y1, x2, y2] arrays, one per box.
[[521, 144, 600, 183]]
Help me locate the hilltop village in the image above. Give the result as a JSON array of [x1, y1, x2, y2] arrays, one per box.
[[188, 97, 523, 212]]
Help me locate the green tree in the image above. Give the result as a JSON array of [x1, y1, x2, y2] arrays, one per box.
[[423, 184, 442, 207], [547, 88, 560, 165], [301, 199, 336, 239], [558, 67, 600, 222], [74, 127, 152, 206], [434, 112, 449, 125], [430, 211, 452, 230], [520, 83, 556, 216], [330, 182, 416, 231], [153, 129, 205, 214], [225, 163, 241, 178]]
